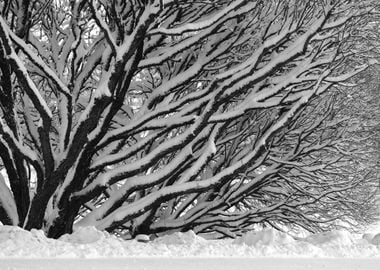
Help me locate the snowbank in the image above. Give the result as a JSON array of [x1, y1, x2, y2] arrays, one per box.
[[153, 230, 206, 245], [0, 225, 379, 258], [233, 228, 295, 247], [303, 230, 355, 246]]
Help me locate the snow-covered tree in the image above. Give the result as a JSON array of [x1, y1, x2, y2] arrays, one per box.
[[0, 0, 378, 238]]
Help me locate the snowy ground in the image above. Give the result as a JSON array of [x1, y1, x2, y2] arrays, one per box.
[[0, 225, 379, 269], [2, 258, 380, 270]]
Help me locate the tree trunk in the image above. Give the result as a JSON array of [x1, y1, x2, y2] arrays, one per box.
[[23, 192, 50, 230], [46, 204, 80, 239]]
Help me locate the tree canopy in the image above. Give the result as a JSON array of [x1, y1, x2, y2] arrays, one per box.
[[0, 0, 378, 239]]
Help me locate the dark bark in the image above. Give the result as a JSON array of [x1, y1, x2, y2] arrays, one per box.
[[0, 205, 14, 225], [0, 144, 30, 225], [46, 203, 80, 239]]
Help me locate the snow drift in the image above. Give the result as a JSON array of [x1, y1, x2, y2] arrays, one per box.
[[0, 225, 379, 258]]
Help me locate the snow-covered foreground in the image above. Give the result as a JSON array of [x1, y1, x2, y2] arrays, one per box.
[[0, 225, 380, 269], [2, 258, 380, 270]]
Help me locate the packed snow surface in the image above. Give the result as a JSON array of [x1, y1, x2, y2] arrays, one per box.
[[0, 225, 379, 259]]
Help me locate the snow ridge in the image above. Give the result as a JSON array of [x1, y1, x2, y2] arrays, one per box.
[[0, 226, 379, 259]]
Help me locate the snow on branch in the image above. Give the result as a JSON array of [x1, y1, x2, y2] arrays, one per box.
[[0, 18, 53, 122], [149, 0, 248, 36], [88, 0, 118, 56], [0, 119, 39, 164], [5, 22, 71, 98]]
